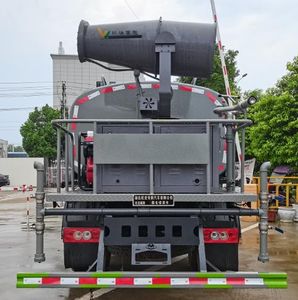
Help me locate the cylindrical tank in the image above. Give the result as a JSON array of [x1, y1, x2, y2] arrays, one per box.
[[77, 20, 216, 78]]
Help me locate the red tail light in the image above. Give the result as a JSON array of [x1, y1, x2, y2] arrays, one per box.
[[63, 227, 100, 243], [203, 228, 239, 244]]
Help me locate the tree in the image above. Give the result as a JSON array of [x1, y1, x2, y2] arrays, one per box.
[[7, 144, 24, 152], [20, 105, 60, 158], [246, 56, 298, 169], [179, 47, 240, 94]]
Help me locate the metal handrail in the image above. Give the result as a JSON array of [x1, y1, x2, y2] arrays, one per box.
[[52, 118, 252, 125], [52, 118, 252, 194]]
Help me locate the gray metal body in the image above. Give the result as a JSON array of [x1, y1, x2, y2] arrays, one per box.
[[68, 82, 226, 195], [78, 20, 216, 78]]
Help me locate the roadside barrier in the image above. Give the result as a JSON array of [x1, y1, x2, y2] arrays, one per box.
[[253, 176, 298, 208], [0, 185, 34, 192]]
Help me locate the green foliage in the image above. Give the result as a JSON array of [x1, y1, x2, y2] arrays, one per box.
[[7, 144, 24, 152], [246, 56, 298, 169], [276, 56, 298, 97], [20, 105, 60, 158], [179, 47, 240, 94]]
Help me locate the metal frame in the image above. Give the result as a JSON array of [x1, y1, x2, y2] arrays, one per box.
[[46, 193, 258, 203], [21, 160, 282, 290], [32, 162, 269, 267], [103, 216, 200, 246], [43, 208, 261, 217], [52, 118, 252, 196]]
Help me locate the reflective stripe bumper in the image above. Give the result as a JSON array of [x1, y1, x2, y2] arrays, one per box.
[[17, 272, 287, 288]]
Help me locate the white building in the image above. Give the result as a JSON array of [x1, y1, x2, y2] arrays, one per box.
[[0, 139, 8, 158], [51, 42, 143, 108]]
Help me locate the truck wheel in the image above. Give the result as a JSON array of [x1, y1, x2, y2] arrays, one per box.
[[188, 244, 239, 271], [64, 244, 111, 271], [205, 244, 239, 271], [64, 243, 98, 271]]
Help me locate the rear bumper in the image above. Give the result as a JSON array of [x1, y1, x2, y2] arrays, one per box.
[[17, 271, 287, 288]]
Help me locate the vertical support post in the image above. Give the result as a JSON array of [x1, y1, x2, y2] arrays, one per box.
[[56, 128, 61, 193], [34, 162, 45, 263], [65, 133, 69, 192], [134, 69, 142, 119], [198, 223, 207, 272], [226, 122, 235, 192], [206, 122, 211, 194], [155, 31, 175, 118], [96, 228, 105, 271], [231, 130, 236, 185], [241, 124, 246, 191], [258, 161, 271, 263], [70, 133, 74, 191], [286, 185, 290, 207], [93, 122, 97, 194], [149, 121, 154, 194]]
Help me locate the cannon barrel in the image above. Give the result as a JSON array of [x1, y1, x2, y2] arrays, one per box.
[[77, 19, 216, 78]]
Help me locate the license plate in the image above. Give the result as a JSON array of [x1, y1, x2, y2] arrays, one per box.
[[133, 195, 174, 207]]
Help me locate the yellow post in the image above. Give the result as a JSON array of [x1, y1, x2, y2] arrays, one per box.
[[286, 185, 290, 207], [275, 185, 279, 208]]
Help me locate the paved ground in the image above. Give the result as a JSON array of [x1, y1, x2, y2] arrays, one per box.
[[0, 193, 297, 300]]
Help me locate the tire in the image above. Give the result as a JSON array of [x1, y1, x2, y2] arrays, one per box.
[[64, 243, 98, 271], [62, 204, 109, 271], [188, 247, 199, 271], [64, 243, 111, 271], [205, 243, 239, 271]]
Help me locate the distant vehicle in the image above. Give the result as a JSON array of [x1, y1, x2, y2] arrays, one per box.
[[7, 152, 28, 158], [0, 174, 10, 187]]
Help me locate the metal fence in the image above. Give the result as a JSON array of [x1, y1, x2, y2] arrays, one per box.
[[253, 176, 298, 208]]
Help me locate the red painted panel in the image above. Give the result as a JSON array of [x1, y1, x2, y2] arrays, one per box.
[[42, 277, 60, 285], [189, 277, 208, 285], [152, 277, 171, 285], [101, 86, 113, 94], [205, 91, 217, 103], [116, 278, 134, 285], [126, 84, 137, 90], [179, 85, 192, 92], [79, 278, 97, 285], [227, 277, 245, 285], [76, 96, 89, 105]]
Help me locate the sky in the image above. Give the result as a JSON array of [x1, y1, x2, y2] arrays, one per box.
[[0, 0, 297, 145]]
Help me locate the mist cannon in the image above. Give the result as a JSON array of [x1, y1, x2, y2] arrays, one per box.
[[78, 19, 216, 117], [77, 19, 216, 78]]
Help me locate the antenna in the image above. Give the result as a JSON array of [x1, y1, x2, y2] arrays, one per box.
[[58, 41, 65, 55]]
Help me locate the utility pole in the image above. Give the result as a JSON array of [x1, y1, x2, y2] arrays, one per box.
[[60, 81, 69, 192], [61, 81, 67, 119]]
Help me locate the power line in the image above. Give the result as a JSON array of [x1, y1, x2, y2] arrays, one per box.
[[0, 107, 37, 111], [124, 0, 139, 20], [0, 81, 53, 84], [0, 94, 53, 98]]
